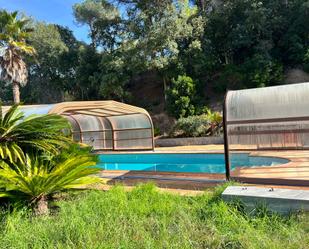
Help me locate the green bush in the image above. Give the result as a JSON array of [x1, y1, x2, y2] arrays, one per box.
[[0, 105, 100, 215], [303, 48, 309, 73], [166, 75, 196, 118], [241, 55, 283, 88], [170, 110, 222, 137], [154, 126, 161, 137]]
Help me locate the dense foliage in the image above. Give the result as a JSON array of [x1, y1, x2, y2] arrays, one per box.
[[1, 0, 309, 117], [166, 75, 196, 118], [0, 184, 308, 248], [170, 110, 222, 137]]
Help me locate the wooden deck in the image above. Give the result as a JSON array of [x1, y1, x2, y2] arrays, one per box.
[[233, 150, 309, 185], [99, 170, 226, 190], [99, 145, 309, 189], [157, 145, 309, 182]]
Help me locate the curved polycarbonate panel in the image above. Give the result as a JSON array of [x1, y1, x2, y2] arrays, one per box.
[[73, 114, 102, 132], [106, 113, 151, 130], [106, 113, 153, 150], [99, 117, 112, 130], [64, 113, 153, 150], [226, 82, 309, 149], [226, 82, 309, 121], [114, 129, 152, 140], [64, 116, 80, 132], [64, 115, 81, 142], [67, 114, 112, 150], [114, 138, 153, 150]]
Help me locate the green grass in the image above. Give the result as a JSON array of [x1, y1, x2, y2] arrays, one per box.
[[0, 183, 308, 249]]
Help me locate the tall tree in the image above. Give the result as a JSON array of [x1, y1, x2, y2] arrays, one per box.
[[24, 22, 79, 103], [0, 10, 35, 103], [75, 45, 102, 100], [119, 0, 204, 98], [73, 0, 120, 49], [73, 0, 127, 100]]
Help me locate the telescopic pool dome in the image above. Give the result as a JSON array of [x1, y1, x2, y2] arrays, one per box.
[[2, 101, 154, 151], [224, 82, 309, 150]]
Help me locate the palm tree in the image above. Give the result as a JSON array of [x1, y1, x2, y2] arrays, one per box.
[[0, 104, 72, 164], [0, 146, 100, 215], [0, 10, 35, 103]]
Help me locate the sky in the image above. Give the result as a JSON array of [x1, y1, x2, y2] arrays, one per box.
[[0, 0, 90, 43]]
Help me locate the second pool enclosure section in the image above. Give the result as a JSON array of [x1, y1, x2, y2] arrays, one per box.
[[223, 82, 309, 186], [224, 82, 309, 150]]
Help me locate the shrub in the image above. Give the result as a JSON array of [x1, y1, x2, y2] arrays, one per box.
[[241, 55, 283, 88], [303, 48, 309, 73], [0, 105, 100, 215], [0, 145, 100, 215], [171, 115, 209, 137], [154, 126, 161, 137], [166, 75, 196, 118], [170, 110, 222, 137]]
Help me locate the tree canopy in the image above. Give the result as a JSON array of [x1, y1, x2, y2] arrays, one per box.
[[0, 0, 308, 118]]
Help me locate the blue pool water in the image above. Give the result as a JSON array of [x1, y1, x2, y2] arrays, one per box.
[[97, 153, 289, 174]]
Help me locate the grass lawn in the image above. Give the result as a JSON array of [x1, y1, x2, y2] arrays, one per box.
[[0, 183, 308, 249]]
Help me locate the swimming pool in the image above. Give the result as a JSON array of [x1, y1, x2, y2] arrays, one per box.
[[96, 153, 289, 174]]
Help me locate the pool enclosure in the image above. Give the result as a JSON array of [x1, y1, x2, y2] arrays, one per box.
[[224, 82, 309, 151], [3, 101, 154, 151], [223, 82, 309, 185]]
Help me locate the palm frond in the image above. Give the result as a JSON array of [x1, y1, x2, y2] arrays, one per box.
[[0, 104, 72, 163], [0, 148, 101, 203], [10, 41, 36, 55]]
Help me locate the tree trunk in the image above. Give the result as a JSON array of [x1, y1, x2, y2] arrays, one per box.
[[224, 52, 229, 65], [34, 196, 49, 216], [12, 81, 20, 104], [163, 76, 168, 101]]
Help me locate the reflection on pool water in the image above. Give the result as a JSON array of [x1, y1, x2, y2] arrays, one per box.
[[96, 153, 289, 174]]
